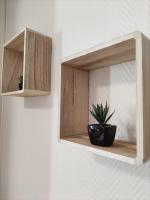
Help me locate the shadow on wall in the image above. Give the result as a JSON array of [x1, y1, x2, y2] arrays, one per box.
[[89, 66, 111, 124], [93, 153, 150, 180], [89, 61, 136, 142]]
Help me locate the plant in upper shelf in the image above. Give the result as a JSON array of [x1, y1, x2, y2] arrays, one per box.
[[88, 102, 117, 147], [18, 75, 23, 90]]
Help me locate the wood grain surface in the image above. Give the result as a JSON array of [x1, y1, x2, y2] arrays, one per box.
[[2, 49, 23, 92], [60, 65, 89, 137], [2, 28, 52, 96], [62, 134, 136, 158], [63, 38, 135, 70], [24, 30, 52, 92]]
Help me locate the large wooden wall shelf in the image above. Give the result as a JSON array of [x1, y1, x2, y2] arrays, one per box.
[[60, 31, 150, 165], [1, 28, 52, 97]]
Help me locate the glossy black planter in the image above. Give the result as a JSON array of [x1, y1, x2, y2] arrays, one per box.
[[18, 83, 23, 90], [88, 124, 117, 147]]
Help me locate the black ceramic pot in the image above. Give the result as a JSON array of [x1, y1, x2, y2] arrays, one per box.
[[88, 124, 117, 147], [18, 83, 23, 90]]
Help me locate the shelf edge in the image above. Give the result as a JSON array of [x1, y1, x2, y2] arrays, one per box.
[[60, 138, 137, 165]]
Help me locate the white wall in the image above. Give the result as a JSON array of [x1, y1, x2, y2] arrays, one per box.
[[0, 0, 57, 199], [1, 0, 150, 200]]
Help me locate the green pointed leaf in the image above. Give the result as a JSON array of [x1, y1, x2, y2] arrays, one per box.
[[103, 101, 109, 122], [92, 104, 100, 117], [90, 110, 101, 125], [104, 110, 115, 124], [100, 103, 106, 123], [97, 104, 100, 113]]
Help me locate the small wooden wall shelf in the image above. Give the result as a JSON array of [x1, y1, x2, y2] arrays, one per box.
[[1, 28, 52, 97], [60, 31, 150, 165]]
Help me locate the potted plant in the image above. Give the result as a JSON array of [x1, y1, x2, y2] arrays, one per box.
[[88, 102, 116, 147], [18, 75, 23, 90]]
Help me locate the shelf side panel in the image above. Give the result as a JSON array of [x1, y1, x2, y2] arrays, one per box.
[[2, 48, 23, 93], [142, 35, 150, 161], [60, 65, 89, 137], [24, 30, 52, 92]]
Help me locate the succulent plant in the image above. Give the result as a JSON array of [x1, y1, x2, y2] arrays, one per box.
[[90, 102, 115, 127], [18, 75, 23, 83], [18, 75, 23, 90]]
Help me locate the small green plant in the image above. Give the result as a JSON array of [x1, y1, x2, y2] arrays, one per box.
[[90, 102, 115, 127], [18, 75, 23, 90], [19, 75, 23, 83]]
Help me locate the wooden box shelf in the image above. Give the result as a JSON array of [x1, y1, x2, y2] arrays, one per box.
[[1, 28, 52, 97], [60, 31, 150, 165]]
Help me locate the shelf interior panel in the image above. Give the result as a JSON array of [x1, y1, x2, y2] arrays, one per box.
[[63, 38, 135, 70]]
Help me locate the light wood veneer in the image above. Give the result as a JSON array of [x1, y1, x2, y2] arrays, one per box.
[[2, 28, 52, 97], [60, 31, 150, 165]]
